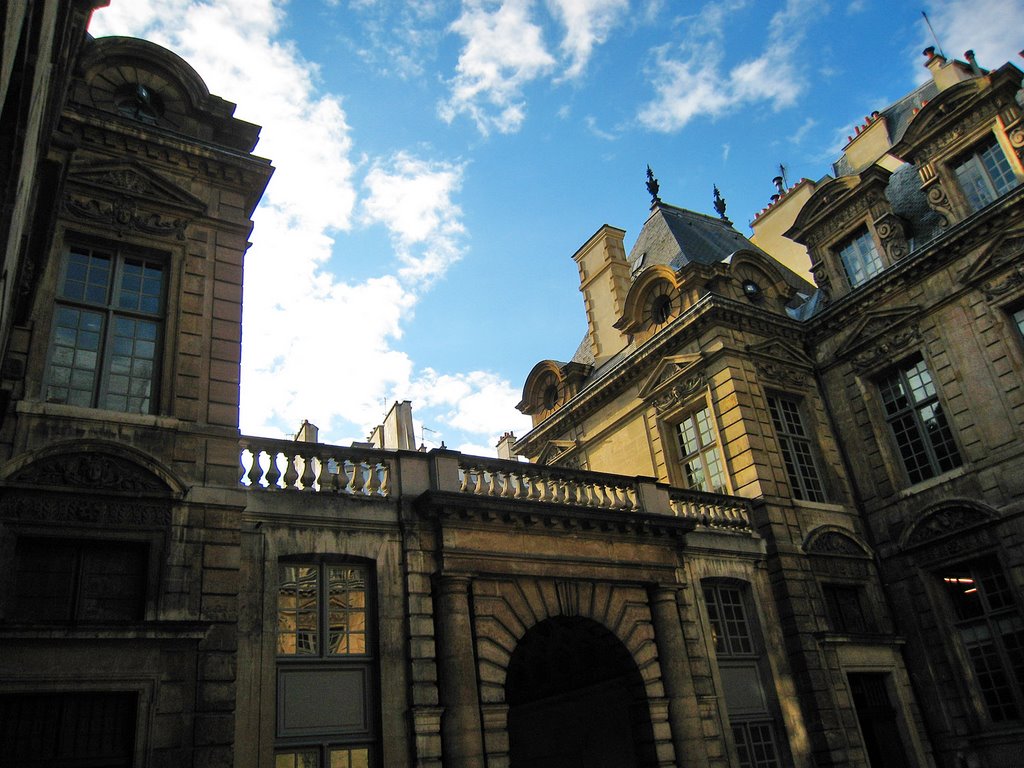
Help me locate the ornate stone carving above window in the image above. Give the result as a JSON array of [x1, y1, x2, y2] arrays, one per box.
[[6, 450, 172, 495]]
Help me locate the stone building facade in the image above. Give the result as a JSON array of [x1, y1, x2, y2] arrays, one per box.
[[2, 10, 1024, 768]]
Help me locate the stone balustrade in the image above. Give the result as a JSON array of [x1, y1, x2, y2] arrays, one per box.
[[239, 437, 753, 534], [456, 457, 640, 511], [240, 436, 391, 496], [668, 488, 752, 530]]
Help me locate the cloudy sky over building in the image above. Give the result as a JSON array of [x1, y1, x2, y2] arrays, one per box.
[[90, 0, 1024, 454]]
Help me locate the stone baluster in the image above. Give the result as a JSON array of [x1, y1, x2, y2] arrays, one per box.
[[377, 462, 390, 496], [282, 452, 299, 489], [349, 460, 365, 494], [299, 451, 316, 490], [265, 452, 282, 488], [365, 461, 382, 496], [246, 449, 263, 487]]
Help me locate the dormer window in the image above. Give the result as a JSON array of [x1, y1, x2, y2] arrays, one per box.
[[836, 227, 883, 288], [650, 293, 672, 325], [542, 381, 559, 410], [953, 136, 1019, 212]]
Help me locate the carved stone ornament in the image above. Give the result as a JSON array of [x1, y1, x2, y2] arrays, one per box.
[[102, 169, 154, 194], [982, 264, 1024, 301], [651, 374, 705, 413], [8, 452, 169, 493], [875, 213, 910, 262], [923, 181, 954, 228], [0, 492, 171, 526], [64, 195, 187, 240], [851, 325, 921, 372], [904, 506, 993, 548], [807, 530, 866, 556], [755, 362, 807, 387]]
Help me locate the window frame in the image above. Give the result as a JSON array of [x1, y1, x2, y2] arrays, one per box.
[[935, 555, 1024, 724], [820, 582, 873, 634], [834, 225, 884, 289], [766, 394, 826, 502], [673, 402, 730, 494], [703, 581, 785, 768], [42, 239, 167, 415], [951, 133, 1021, 213], [275, 557, 378, 766], [875, 355, 962, 485]]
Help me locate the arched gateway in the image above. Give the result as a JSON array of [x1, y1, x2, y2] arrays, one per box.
[[505, 616, 657, 767]]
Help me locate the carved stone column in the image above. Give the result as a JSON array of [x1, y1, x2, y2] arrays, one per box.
[[436, 575, 485, 768], [649, 585, 710, 768]]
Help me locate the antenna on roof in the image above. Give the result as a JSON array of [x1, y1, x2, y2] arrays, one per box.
[[921, 11, 945, 59], [778, 163, 789, 190]]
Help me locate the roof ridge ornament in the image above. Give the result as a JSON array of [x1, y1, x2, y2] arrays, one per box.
[[713, 184, 732, 224], [646, 165, 661, 208]]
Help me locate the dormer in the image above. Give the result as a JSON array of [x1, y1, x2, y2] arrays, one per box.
[[517, 360, 592, 427], [891, 59, 1024, 228], [614, 265, 686, 344], [785, 166, 908, 298]]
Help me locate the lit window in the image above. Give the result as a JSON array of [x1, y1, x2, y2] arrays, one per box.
[[11, 537, 148, 623], [836, 227, 884, 288], [767, 396, 825, 502], [704, 584, 781, 768], [676, 406, 728, 494], [44, 243, 164, 413], [278, 564, 367, 657], [938, 557, 1024, 722], [954, 136, 1020, 212], [277, 561, 376, 763], [877, 357, 962, 484]]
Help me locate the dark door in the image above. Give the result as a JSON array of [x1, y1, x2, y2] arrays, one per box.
[[848, 673, 909, 768]]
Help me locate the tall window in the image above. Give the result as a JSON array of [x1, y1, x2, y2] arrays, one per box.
[[676, 406, 728, 494], [877, 356, 962, 484], [954, 136, 1020, 212], [821, 583, 871, 634], [767, 396, 825, 502], [836, 227, 884, 288], [44, 243, 164, 413], [938, 556, 1024, 722], [704, 583, 781, 768], [11, 537, 148, 623], [277, 561, 376, 767]]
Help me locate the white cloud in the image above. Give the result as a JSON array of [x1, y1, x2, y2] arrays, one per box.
[[361, 153, 467, 286], [637, 0, 819, 132], [409, 369, 532, 444], [548, 0, 628, 80], [89, 1, 521, 450], [440, 0, 556, 135], [920, 0, 1024, 74]]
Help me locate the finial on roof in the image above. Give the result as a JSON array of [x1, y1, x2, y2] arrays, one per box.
[[646, 165, 661, 207], [713, 184, 731, 224]]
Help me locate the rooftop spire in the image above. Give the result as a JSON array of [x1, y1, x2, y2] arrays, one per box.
[[713, 184, 731, 224], [646, 165, 661, 208]]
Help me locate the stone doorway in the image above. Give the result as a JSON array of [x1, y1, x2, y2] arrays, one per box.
[[505, 616, 656, 768]]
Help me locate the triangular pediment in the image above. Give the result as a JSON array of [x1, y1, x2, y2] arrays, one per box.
[[835, 306, 921, 360], [66, 160, 207, 214], [958, 226, 1024, 286], [637, 354, 703, 400], [745, 338, 813, 368], [537, 440, 578, 467]]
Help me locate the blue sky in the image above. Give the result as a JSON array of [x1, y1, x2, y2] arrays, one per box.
[[89, 0, 1023, 454]]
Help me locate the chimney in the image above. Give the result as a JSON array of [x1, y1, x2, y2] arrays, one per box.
[[964, 49, 983, 76], [924, 46, 976, 91], [294, 419, 319, 443], [381, 400, 416, 450], [496, 431, 518, 461], [772, 175, 785, 195], [573, 225, 630, 366]]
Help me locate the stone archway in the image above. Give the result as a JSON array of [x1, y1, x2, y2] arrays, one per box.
[[504, 616, 656, 768]]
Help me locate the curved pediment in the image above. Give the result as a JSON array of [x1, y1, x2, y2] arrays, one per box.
[[1, 440, 184, 496], [900, 501, 999, 550], [805, 526, 872, 557], [788, 176, 860, 237], [896, 77, 986, 153]]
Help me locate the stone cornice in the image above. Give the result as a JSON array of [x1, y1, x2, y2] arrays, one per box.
[[807, 184, 1024, 347], [413, 490, 696, 540], [516, 295, 805, 456]]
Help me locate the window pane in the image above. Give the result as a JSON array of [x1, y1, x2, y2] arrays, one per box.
[[327, 566, 368, 656], [956, 137, 1019, 212], [837, 228, 883, 287], [768, 396, 825, 502], [330, 748, 369, 768], [278, 566, 319, 656], [60, 248, 111, 303]]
